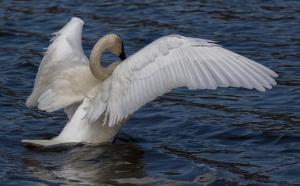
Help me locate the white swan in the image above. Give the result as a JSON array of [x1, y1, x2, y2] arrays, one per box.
[[23, 17, 278, 147]]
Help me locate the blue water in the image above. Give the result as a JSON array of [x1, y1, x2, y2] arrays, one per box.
[[1, 0, 300, 185]]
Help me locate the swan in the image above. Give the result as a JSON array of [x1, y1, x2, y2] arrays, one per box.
[[22, 17, 278, 147]]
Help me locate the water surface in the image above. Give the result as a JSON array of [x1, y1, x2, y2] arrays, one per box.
[[0, 0, 300, 185]]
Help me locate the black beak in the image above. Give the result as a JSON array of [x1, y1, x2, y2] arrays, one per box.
[[119, 51, 126, 61], [119, 43, 126, 61]]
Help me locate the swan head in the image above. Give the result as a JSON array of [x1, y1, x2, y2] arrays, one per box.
[[105, 34, 126, 61]]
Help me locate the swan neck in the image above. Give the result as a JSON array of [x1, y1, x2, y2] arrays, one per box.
[[89, 37, 112, 80]]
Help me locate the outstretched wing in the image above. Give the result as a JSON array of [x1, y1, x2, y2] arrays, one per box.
[[26, 17, 97, 112], [86, 35, 278, 126]]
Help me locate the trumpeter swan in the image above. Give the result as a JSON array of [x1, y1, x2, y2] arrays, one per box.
[[22, 17, 278, 147]]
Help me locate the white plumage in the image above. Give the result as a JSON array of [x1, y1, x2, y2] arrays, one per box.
[[23, 17, 278, 147]]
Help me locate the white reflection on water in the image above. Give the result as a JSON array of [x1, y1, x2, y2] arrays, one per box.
[[22, 143, 145, 185]]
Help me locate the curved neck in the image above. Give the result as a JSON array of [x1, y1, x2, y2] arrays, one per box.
[[89, 36, 114, 80]]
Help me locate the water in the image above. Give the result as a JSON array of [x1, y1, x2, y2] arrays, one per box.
[[0, 0, 299, 185]]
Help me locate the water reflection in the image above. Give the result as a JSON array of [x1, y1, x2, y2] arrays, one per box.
[[22, 143, 144, 185]]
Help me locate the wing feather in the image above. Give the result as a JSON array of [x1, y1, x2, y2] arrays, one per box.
[[86, 35, 278, 126], [26, 17, 97, 113]]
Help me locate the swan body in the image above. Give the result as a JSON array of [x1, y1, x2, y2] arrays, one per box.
[[23, 17, 278, 147]]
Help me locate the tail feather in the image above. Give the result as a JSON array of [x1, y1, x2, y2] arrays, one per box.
[[22, 139, 60, 148]]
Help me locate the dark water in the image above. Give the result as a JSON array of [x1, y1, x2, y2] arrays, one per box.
[[1, 0, 300, 185]]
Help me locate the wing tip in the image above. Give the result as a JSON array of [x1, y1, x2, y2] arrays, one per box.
[[272, 71, 279, 78], [70, 17, 84, 24]]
